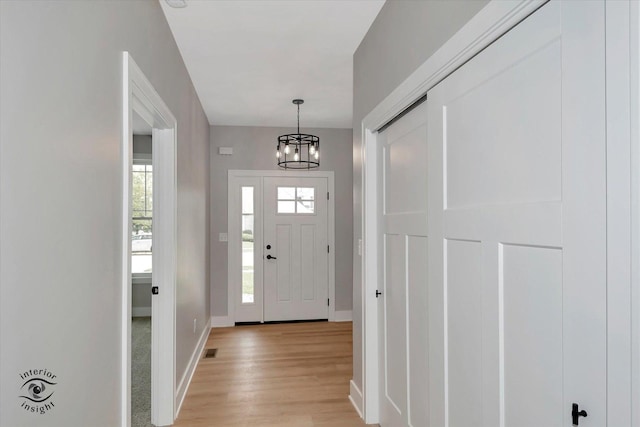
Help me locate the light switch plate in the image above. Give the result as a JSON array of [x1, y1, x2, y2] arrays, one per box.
[[358, 239, 362, 256], [219, 233, 228, 242]]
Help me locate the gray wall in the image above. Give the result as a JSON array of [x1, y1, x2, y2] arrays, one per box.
[[210, 125, 353, 316], [133, 134, 152, 157], [132, 281, 152, 312], [352, 0, 489, 390], [0, 1, 210, 426]]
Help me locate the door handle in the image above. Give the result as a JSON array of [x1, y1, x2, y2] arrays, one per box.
[[266, 254, 277, 260], [572, 403, 587, 425], [375, 290, 382, 298]]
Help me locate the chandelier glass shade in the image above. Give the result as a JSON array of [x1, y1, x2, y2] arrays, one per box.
[[277, 99, 320, 169]]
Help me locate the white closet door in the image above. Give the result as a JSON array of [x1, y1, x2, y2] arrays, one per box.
[[378, 101, 429, 427], [263, 176, 329, 321], [426, 2, 606, 427]]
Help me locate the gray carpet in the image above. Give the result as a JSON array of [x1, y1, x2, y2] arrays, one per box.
[[132, 317, 152, 427]]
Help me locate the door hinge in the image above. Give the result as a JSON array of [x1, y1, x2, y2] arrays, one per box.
[[327, 192, 329, 200], [327, 245, 330, 253], [327, 298, 330, 306]]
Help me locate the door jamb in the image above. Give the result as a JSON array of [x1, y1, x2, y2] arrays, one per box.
[[227, 169, 336, 323], [122, 52, 177, 427], [358, 1, 546, 423]]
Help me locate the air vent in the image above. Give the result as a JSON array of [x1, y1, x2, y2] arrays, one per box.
[[204, 348, 218, 359], [165, 0, 187, 8]]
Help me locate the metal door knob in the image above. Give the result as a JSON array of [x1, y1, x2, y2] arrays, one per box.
[[266, 254, 277, 260]]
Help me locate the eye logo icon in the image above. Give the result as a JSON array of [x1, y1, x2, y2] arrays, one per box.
[[19, 369, 57, 415], [21, 378, 55, 403]]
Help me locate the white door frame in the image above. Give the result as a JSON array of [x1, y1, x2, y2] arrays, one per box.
[[228, 170, 336, 323], [606, 2, 640, 425], [358, 0, 639, 424], [122, 52, 177, 427]]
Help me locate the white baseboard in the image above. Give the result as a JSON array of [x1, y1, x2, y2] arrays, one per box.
[[175, 323, 210, 417], [211, 313, 351, 325], [132, 307, 151, 317], [334, 310, 353, 322], [210, 315, 234, 328], [349, 379, 364, 419]]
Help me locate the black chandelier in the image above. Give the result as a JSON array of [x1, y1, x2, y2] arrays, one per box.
[[277, 99, 319, 169]]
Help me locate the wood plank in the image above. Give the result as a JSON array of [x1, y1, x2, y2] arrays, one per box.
[[174, 322, 374, 427]]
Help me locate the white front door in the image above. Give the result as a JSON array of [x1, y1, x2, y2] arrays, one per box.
[[263, 176, 329, 321], [377, 2, 607, 426]]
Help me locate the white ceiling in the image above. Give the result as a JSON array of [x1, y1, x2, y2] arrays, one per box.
[[159, 0, 385, 129]]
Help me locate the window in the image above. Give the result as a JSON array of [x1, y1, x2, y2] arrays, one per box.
[[241, 186, 254, 303], [277, 186, 315, 214], [132, 164, 152, 274]]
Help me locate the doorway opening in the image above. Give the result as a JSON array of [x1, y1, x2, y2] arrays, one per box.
[[122, 52, 177, 427], [131, 119, 153, 427]]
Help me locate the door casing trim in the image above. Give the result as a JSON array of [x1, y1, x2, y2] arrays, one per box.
[[227, 170, 336, 323]]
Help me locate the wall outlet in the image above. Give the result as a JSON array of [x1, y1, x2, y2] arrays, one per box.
[[219, 232, 228, 242], [193, 318, 197, 334], [358, 239, 362, 256]]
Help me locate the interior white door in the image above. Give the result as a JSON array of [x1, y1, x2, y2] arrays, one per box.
[[378, 101, 429, 427], [425, 2, 606, 427], [263, 176, 329, 321]]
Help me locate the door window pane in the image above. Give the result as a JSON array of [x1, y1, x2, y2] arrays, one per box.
[[277, 201, 296, 213], [241, 186, 254, 303], [277, 186, 316, 214], [277, 187, 296, 199], [242, 186, 254, 214], [296, 200, 315, 214], [297, 187, 314, 200]]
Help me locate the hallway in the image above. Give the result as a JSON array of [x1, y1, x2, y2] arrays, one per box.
[[175, 322, 368, 427]]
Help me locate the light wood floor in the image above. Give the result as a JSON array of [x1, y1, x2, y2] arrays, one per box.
[[174, 321, 371, 427]]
